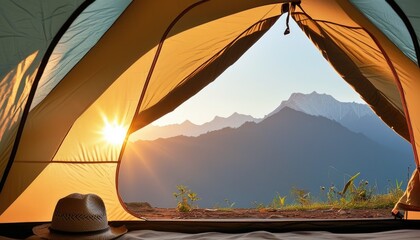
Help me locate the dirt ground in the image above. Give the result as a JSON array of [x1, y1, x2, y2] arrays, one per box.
[[126, 205, 393, 220]]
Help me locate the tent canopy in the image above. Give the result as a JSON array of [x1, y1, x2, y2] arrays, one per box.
[[0, 0, 419, 222]]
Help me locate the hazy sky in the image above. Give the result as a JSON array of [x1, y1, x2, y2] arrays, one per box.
[[153, 17, 365, 126]]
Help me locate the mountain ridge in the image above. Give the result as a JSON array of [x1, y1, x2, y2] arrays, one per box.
[[120, 107, 413, 208], [130, 92, 410, 154], [131, 112, 260, 141], [267, 91, 372, 120], [267, 92, 409, 152]]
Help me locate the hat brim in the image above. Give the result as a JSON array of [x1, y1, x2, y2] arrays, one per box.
[[33, 224, 127, 240]]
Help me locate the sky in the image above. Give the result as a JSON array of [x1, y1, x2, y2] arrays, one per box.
[[152, 16, 365, 126]]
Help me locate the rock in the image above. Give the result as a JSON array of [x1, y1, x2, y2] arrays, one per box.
[[205, 208, 218, 212], [338, 209, 347, 215]]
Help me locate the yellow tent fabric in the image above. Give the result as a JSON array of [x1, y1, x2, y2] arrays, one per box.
[[0, 0, 419, 222]]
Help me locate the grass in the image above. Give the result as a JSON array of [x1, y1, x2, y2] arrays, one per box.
[[278, 192, 401, 211], [213, 199, 236, 211], [264, 174, 404, 211], [170, 173, 404, 213]]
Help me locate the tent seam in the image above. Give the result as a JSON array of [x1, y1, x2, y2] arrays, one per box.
[[0, 0, 95, 193], [386, 0, 420, 67], [367, 31, 419, 168], [292, 10, 409, 140], [131, 12, 281, 130], [14, 161, 118, 164]]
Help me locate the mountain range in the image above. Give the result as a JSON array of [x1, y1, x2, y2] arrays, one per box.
[[131, 92, 410, 153], [130, 112, 260, 141], [120, 93, 414, 208]]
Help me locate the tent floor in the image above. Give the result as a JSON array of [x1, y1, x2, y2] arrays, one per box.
[[1, 218, 420, 239]]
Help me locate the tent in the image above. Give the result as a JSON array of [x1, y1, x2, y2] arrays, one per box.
[[0, 0, 420, 227]]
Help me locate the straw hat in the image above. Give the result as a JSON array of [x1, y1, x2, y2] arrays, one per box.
[[33, 193, 127, 239]]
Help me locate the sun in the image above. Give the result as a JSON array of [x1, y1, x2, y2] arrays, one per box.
[[102, 121, 127, 145]]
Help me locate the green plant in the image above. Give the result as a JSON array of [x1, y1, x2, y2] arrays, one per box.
[[390, 179, 404, 195], [270, 193, 287, 209], [345, 173, 376, 202], [335, 172, 375, 204], [325, 185, 340, 203], [173, 185, 200, 212], [270, 175, 404, 211], [252, 201, 266, 210], [396, 179, 403, 190], [223, 198, 236, 209], [214, 198, 236, 211], [291, 187, 311, 206], [386, 179, 404, 203], [352, 179, 373, 202], [340, 172, 360, 196]]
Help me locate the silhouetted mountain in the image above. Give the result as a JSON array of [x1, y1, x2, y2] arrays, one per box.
[[130, 112, 260, 140], [130, 92, 410, 153], [268, 92, 410, 152], [120, 108, 413, 208]]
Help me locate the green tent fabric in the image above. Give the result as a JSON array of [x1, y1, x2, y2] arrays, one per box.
[[0, 0, 419, 222]]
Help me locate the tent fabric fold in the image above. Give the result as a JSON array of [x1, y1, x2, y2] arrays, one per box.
[[1, 0, 420, 223], [0, 0, 89, 190]]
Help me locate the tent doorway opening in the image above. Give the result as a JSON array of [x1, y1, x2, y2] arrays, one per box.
[[119, 16, 413, 220]]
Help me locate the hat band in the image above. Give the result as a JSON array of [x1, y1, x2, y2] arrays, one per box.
[[49, 226, 110, 236]]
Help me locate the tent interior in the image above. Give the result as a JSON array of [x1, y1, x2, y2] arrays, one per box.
[[1, 0, 420, 238]]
